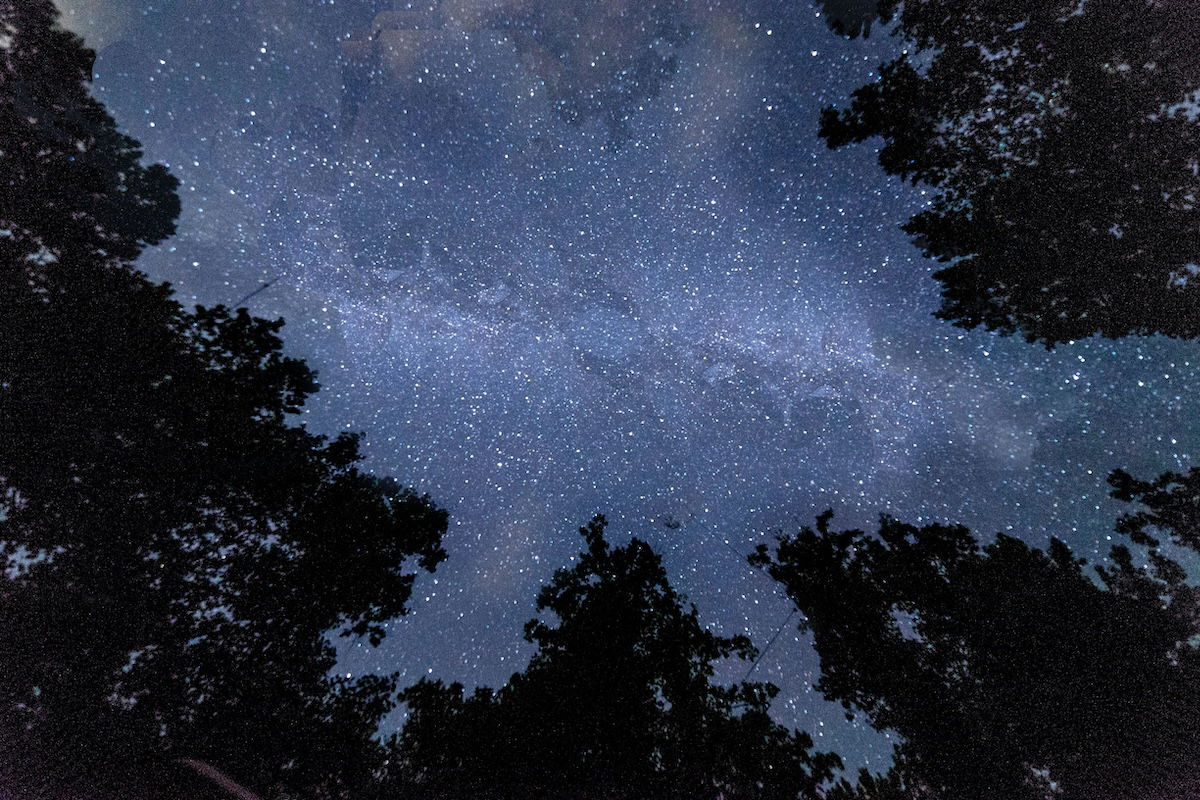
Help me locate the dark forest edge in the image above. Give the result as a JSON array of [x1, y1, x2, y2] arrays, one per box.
[[0, 2, 447, 796], [5, 1, 1200, 799], [815, 0, 1200, 346]]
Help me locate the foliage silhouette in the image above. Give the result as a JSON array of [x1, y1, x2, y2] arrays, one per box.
[[0, 0, 178, 263], [385, 515, 841, 800], [751, 510, 1200, 800], [811, 6, 1200, 790], [0, 4, 446, 797], [813, 0, 886, 39], [1110, 465, 1200, 551], [815, 0, 1200, 346]]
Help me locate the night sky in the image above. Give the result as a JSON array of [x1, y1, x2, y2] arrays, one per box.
[[56, 0, 1200, 768]]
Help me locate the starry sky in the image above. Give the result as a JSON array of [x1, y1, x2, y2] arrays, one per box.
[[57, 0, 1200, 769]]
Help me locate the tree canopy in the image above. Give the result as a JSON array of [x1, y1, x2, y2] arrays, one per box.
[[808, 5, 1200, 789], [386, 515, 841, 800], [0, 4, 446, 797], [752, 510, 1200, 799], [0, 0, 178, 263], [816, 0, 1200, 346]]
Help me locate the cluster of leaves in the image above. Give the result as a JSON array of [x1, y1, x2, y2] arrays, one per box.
[[0, 0, 178, 262], [727, 4, 1200, 797], [0, 3, 446, 797], [816, 0, 1200, 345], [386, 516, 841, 800], [752, 510, 1200, 800]]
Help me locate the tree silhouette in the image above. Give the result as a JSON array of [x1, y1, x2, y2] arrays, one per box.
[[815, 0, 1200, 346], [0, 0, 178, 263], [751, 510, 1200, 800], [385, 515, 841, 800], [0, 4, 446, 797], [1110, 465, 1200, 552]]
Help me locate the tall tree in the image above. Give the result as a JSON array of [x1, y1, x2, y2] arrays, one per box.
[[0, 4, 446, 797], [815, 0, 1200, 346], [385, 515, 841, 800], [0, 0, 178, 263], [751, 510, 1200, 800]]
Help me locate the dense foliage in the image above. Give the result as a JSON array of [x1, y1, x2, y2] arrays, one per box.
[[815, 0, 1200, 345], [387, 516, 840, 800], [752, 511, 1200, 799], [0, 4, 446, 797], [0, 0, 178, 262]]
